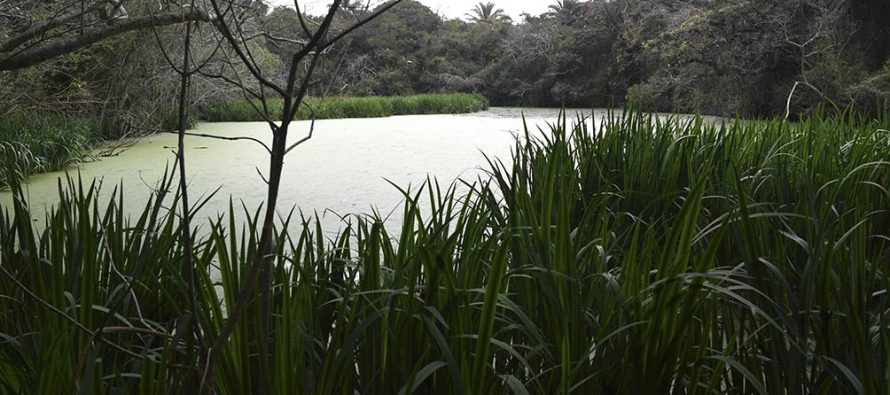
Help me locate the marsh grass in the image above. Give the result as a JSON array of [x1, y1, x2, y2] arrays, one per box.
[[0, 110, 888, 393], [0, 113, 102, 188], [203, 93, 490, 122]]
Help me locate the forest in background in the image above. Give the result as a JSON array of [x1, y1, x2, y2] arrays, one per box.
[[308, 0, 890, 117], [2, 0, 889, 139]]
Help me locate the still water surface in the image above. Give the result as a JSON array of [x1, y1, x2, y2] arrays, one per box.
[[1, 108, 596, 232]]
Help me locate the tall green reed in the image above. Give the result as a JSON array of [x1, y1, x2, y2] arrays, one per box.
[[0, 113, 102, 188], [0, 109, 887, 393], [203, 93, 489, 122]]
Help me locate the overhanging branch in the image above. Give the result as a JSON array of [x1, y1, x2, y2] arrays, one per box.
[[0, 9, 213, 71], [0, 0, 108, 53]]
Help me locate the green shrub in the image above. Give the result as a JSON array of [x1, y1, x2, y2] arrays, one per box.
[[625, 82, 662, 110], [849, 61, 890, 113]]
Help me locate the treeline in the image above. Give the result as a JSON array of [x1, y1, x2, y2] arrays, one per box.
[[2, 0, 889, 135], [303, 0, 889, 117]]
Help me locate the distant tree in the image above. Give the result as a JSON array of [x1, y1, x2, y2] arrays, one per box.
[[345, 0, 442, 94], [767, 0, 854, 118], [466, 2, 511, 24], [547, 0, 581, 16]]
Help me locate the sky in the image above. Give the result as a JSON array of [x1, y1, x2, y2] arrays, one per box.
[[269, 0, 554, 21]]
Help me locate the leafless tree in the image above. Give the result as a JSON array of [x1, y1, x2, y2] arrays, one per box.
[[155, 0, 404, 390], [763, 0, 853, 118], [0, 0, 217, 70], [3, 0, 403, 390]]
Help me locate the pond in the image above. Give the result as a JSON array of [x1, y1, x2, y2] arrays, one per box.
[[1, 108, 599, 233]]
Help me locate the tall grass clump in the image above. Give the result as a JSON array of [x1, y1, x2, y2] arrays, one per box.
[[0, 113, 102, 188], [1, 109, 888, 393], [203, 93, 489, 122], [159, 108, 199, 132]]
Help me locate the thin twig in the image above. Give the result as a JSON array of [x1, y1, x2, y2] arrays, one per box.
[[285, 104, 316, 154], [160, 130, 272, 154]]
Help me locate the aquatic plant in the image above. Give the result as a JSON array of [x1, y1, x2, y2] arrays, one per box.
[[0, 113, 102, 188], [0, 109, 887, 393], [203, 93, 490, 122]]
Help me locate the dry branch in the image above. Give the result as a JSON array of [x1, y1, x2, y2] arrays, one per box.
[[0, 9, 213, 70]]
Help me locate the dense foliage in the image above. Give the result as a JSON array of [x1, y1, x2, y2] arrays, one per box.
[[307, 0, 889, 118], [3, 0, 888, 138], [2, 111, 888, 393], [131, 0, 880, 119]]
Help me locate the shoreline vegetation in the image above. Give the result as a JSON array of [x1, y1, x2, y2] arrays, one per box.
[[0, 114, 102, 188], [204, 93, 490, 122], [0, 93, 488, 188], [1, 110, 888, 392]]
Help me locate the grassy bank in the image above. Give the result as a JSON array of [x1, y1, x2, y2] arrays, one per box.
[[203, 93, 490, 122], [1, 110, 888, 393], [0, 113, 102, 188]]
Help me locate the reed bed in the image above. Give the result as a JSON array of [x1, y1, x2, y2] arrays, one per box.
[[0, 94, 484, 187], [203, 93, 490, 122], [0, 113, 101, 188], [1, 110, 888, 393]]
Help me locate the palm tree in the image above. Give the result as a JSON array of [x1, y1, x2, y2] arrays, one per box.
[[466, 2, 511, 24], [546, 0, 585, 23], [547, 0, 581, 15]]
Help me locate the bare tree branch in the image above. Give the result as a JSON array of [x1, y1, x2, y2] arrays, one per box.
[[0, 0, 107, 53], [161, 130, 273, 154], [0, 9, 213, 70], [199, 1, 405, 389]]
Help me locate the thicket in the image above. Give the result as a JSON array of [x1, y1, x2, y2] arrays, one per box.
[[1, 110, 888, 393]]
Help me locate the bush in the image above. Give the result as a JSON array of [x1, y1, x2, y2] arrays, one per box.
[[625, 82, 662, 110], [849, 61, 890, 114]]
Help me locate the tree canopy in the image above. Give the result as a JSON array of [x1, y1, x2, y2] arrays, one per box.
[[2, 0, 888, 129], [466, 2, 511, 24]]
